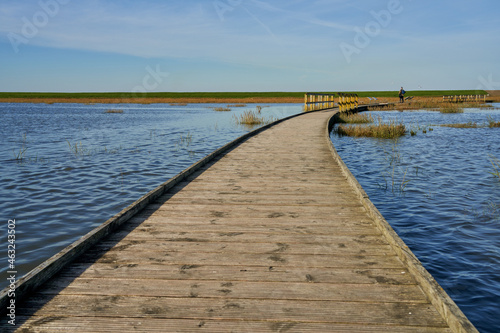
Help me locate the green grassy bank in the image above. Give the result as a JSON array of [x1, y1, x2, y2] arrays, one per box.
[[0, 90, 488, 100]]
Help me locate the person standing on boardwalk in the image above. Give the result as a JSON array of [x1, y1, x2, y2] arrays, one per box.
[[399, 87, 406, 103]]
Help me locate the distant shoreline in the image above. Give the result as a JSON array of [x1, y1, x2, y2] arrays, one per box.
[[0, 97, 304, 104], [0, 90, 497, 104]]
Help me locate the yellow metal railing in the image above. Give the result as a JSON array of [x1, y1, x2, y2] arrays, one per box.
[[338, 93, 358, 112], [304, 93, 359, 112], [304, 93, 336, 112]]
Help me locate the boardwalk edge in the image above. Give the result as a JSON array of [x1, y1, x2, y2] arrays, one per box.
[[326, 109, 479, 333]]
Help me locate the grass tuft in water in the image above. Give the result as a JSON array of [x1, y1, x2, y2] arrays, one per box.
[[233, 110, 276, 126], [174, 131, 194, 151], [336, 112, 374, 124], [179, 132, 193, 146], [67, 140, 85, 156], [335, 118, 406, 139], [13, 133, 28, 162], [67, 140, 122, 157], [441, 122, 479, 128], [379, 138, 411, 194], [489, 155, 500, 180], [439, 103, 464, 113], [487, 116, 500, 128], [105, 109, 124, 113], [213, 107, 231, 112]]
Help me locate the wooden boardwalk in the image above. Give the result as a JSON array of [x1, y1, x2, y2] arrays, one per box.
[[5, 109, 476, 332]]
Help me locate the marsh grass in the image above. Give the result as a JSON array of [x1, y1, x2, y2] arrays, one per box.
[[170, 103, 188, 106], [369, 99, 492, 112], [213, 107, 232, 112], [439, 118, 500, 128], [227, 104, 246, 107], [335, 118, 406, 139], [149, 129, 158, 140], [408, 122, 433, 136], [13, 133, 28, 162], [233, 110, 276, 127], [487, 116, 500, 128], [465, 200, 500, 223], [380, 139, 411, 194], [369, 101, 444, 112], [489, 155, 500, 180], [179, 132, 193, 146], [12, 134, 53, 164], [67, 140, 122, 157], [441, 122, 479, 128], [336, 112, 374, 124], [105, 109, 124, 114], [234, 111, 265, 125], [174, 131, 194, 151], [67, 140, 86, 156], [440, 103, 464, 113]]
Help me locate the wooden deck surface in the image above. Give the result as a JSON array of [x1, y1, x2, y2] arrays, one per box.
[[8, 109, 472, 332]]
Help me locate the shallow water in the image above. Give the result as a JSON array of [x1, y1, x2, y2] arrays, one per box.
[[331, 106, 500, 333], [0, 102, 302, 290]]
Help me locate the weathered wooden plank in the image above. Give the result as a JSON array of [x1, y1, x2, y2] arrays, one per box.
[[57, 263, 416, 285], [39, 278, 429, 303], [193, 173, 346, 181], [128, 214, 376, 228], [18, 295, 449, 327], [158, 193, 360, 206], [143, 203, 369, 219], [172, 180, 351, 192], [15, 316, 455, 333], [76, 249, 404, 269], [101, 230, 391, 246], [118, 220, 380, 236], [90, 238, 393, 256], [133, 212, 374, 226]]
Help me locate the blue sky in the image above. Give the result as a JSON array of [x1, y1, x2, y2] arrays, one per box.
[[1, 0, 499, 92]]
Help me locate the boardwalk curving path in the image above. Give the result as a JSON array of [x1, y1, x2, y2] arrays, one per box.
[[8, 109, 476, 332]]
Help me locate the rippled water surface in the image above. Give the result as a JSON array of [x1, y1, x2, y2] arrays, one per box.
[[331, 106, 500, 333], [0, 102, 302, 290]]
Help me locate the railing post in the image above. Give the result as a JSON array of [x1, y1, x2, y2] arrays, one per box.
[[305, 92, 359, 112]]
